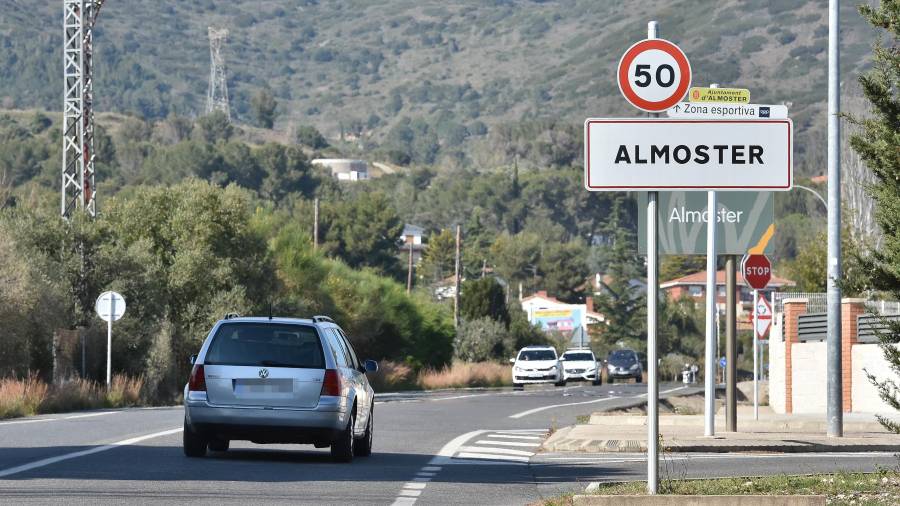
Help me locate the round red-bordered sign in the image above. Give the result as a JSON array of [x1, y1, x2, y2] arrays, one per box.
[[617, 39, 692, 113]]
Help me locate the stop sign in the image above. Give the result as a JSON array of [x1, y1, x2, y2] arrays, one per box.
[[742, 254, 772, 290]]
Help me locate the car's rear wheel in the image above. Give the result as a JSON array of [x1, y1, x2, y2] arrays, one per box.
[[331, 410, 355, 463], [555, 379, 567, 387], [183, 418, 207, 458], [513, 383, 524, 390], [354, 407, 373, 457], [208, 438, 229, 452]]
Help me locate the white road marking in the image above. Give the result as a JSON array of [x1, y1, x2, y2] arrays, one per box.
[[421, 466, 442, 472], [486, 434, 541, 440], [0, 411, 118, 426], [430, 430, 488, 462], [403, 482, 427, 490], [391, 498, 417, 506], [509, 396, 620, 419], [537, 452, 900, 463], [0, 418, 56, 427], [456, 452, 530, 463], [508, 386, 690, 419], [64, 412, 117, 420], [0, 427, 182, 479], [474, 440, 539, 447], [459, 446, 533, 457], [430, 394, 495, 402], [398, 490, 422, 497], [416, 471, 437, 477]]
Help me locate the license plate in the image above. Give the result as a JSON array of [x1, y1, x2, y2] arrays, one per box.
[[528, 372, 543, 378], [234, 379, 292, 394]]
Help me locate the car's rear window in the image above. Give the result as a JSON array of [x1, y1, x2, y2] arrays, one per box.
[[518, 350, 557, 361], [564, 353, 594, 361], [609, 350, 637, 363], [204, 323, 325, 369]]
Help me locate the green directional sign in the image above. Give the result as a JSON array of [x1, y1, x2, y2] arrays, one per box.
[[637, 192, 774, 255]]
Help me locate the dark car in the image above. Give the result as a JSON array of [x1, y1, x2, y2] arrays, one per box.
[[606, 349, 643, 383]]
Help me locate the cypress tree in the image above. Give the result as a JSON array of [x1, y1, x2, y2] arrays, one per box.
[[851, 1, 900, 432]]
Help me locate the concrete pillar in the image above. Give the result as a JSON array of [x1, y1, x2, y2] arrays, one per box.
[[841, 298, 866, 413], [782, 298, 809, 414]]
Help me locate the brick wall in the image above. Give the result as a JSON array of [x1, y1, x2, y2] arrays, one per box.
[[782, 298, 808, 414], [841, 299, 866, 413]]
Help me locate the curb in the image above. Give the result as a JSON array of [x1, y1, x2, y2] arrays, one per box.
[[543, 429, 900, 454]]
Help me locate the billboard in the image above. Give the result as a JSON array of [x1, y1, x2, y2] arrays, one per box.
[[532, 308, 583, 333]]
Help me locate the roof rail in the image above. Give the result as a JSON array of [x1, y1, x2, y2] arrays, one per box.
[[223, 312, 241, 320], [312, 315, 335, 324]]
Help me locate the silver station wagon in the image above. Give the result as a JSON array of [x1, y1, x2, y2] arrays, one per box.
[[183, 315, 378, 462]]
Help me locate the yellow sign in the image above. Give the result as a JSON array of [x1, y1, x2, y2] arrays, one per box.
[[688, 87, 750, 103], [534, 309, 572, 318]]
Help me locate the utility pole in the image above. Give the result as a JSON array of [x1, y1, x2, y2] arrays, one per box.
[[826, 0, 843, 438], [454, 225, 461, 329], [407, 241, 414, 294], [313, 197, 319, 250], [725, 255, 737, 432]]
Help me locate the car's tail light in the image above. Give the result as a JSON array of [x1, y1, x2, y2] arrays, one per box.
[[321, 369, 341, 396], [188, 364, 206, 392]]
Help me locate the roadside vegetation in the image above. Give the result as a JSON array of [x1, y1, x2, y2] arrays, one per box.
[[0, 374, 143, 419], [370, 360, 512, 392], [571, 471, 900, 505]]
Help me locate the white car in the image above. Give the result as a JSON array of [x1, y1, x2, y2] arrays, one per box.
[[560, 349, 601, 385], [510, 346, 564, 388]]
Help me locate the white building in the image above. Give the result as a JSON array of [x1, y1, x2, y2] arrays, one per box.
[[311, 158, 369, 181]]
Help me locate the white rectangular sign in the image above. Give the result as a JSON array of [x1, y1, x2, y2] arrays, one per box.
[[584, 118, 792, 191], [666, 103, 788, 119]]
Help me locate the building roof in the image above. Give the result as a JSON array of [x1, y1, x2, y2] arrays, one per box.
[[402, 224, 424, 236], [661, 269, 795, 289], [521, 291, 564, 305]]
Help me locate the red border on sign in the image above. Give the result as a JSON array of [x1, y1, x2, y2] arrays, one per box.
[[617, 39, 692, 113], [583, 119, 793, 191]]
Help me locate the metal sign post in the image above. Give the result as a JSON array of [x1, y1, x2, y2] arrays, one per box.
[[645, 20, 660, 496], [753, 289, 759, 420], [95, 291, 126, 386], [704, 188, 717, 437]]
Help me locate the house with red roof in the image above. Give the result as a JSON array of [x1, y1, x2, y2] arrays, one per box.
[[661, 269, 795, 312]]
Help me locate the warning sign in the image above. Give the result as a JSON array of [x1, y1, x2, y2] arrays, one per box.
[[689, 87, 750, 103]]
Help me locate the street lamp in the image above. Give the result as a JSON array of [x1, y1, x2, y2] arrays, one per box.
[[793, 184, 828, 211]]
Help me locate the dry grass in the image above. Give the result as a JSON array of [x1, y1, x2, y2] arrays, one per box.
[[418, 361, 512, 390], [368, 361, 416, 391], [0, 373, 48, 418], [0, 374, 145, 419]]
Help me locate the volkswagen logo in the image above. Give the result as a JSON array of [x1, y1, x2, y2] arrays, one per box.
[[258, 368, 269, 379]]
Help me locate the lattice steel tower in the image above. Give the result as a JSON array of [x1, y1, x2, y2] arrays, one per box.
[[206, 27, 231, 120], [62, 0, 105, 218]]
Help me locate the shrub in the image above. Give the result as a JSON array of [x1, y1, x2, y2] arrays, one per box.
[[454, 317, 510, 362], [0, 373, 47, 419], [367, 361, 415, 391], [418, 361, 511, 389]]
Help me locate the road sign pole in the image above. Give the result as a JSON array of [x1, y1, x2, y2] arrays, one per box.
[[753, 289, 759, 420], [726, 255, 737, 432], [107, 296, 113, 386], [646, 19, 660, 497], [704, 189, 717, 437], [826, 0, 843, 438]]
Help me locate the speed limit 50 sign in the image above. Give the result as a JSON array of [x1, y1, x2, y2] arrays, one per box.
[[617, 39, 692, 113]]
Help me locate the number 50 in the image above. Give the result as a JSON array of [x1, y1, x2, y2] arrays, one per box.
[[634, 64, 675, 88]]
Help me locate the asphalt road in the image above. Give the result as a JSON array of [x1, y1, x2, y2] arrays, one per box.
[[0, 382, 893, 505]]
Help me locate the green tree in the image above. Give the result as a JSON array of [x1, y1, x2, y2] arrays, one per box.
[[538, 240, 589, 303], [461, 277, 509, 326], [195, 111, 234, 143], [852, 0, 900, 432], [295, 125, 328, 149], [592, 229, 645, 349], [321, 191, 403, 275], [251, 88, 279, 129], [453, 316, 510, 362], [660, 255, 706, 283], [420, 228, 455, 283]]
